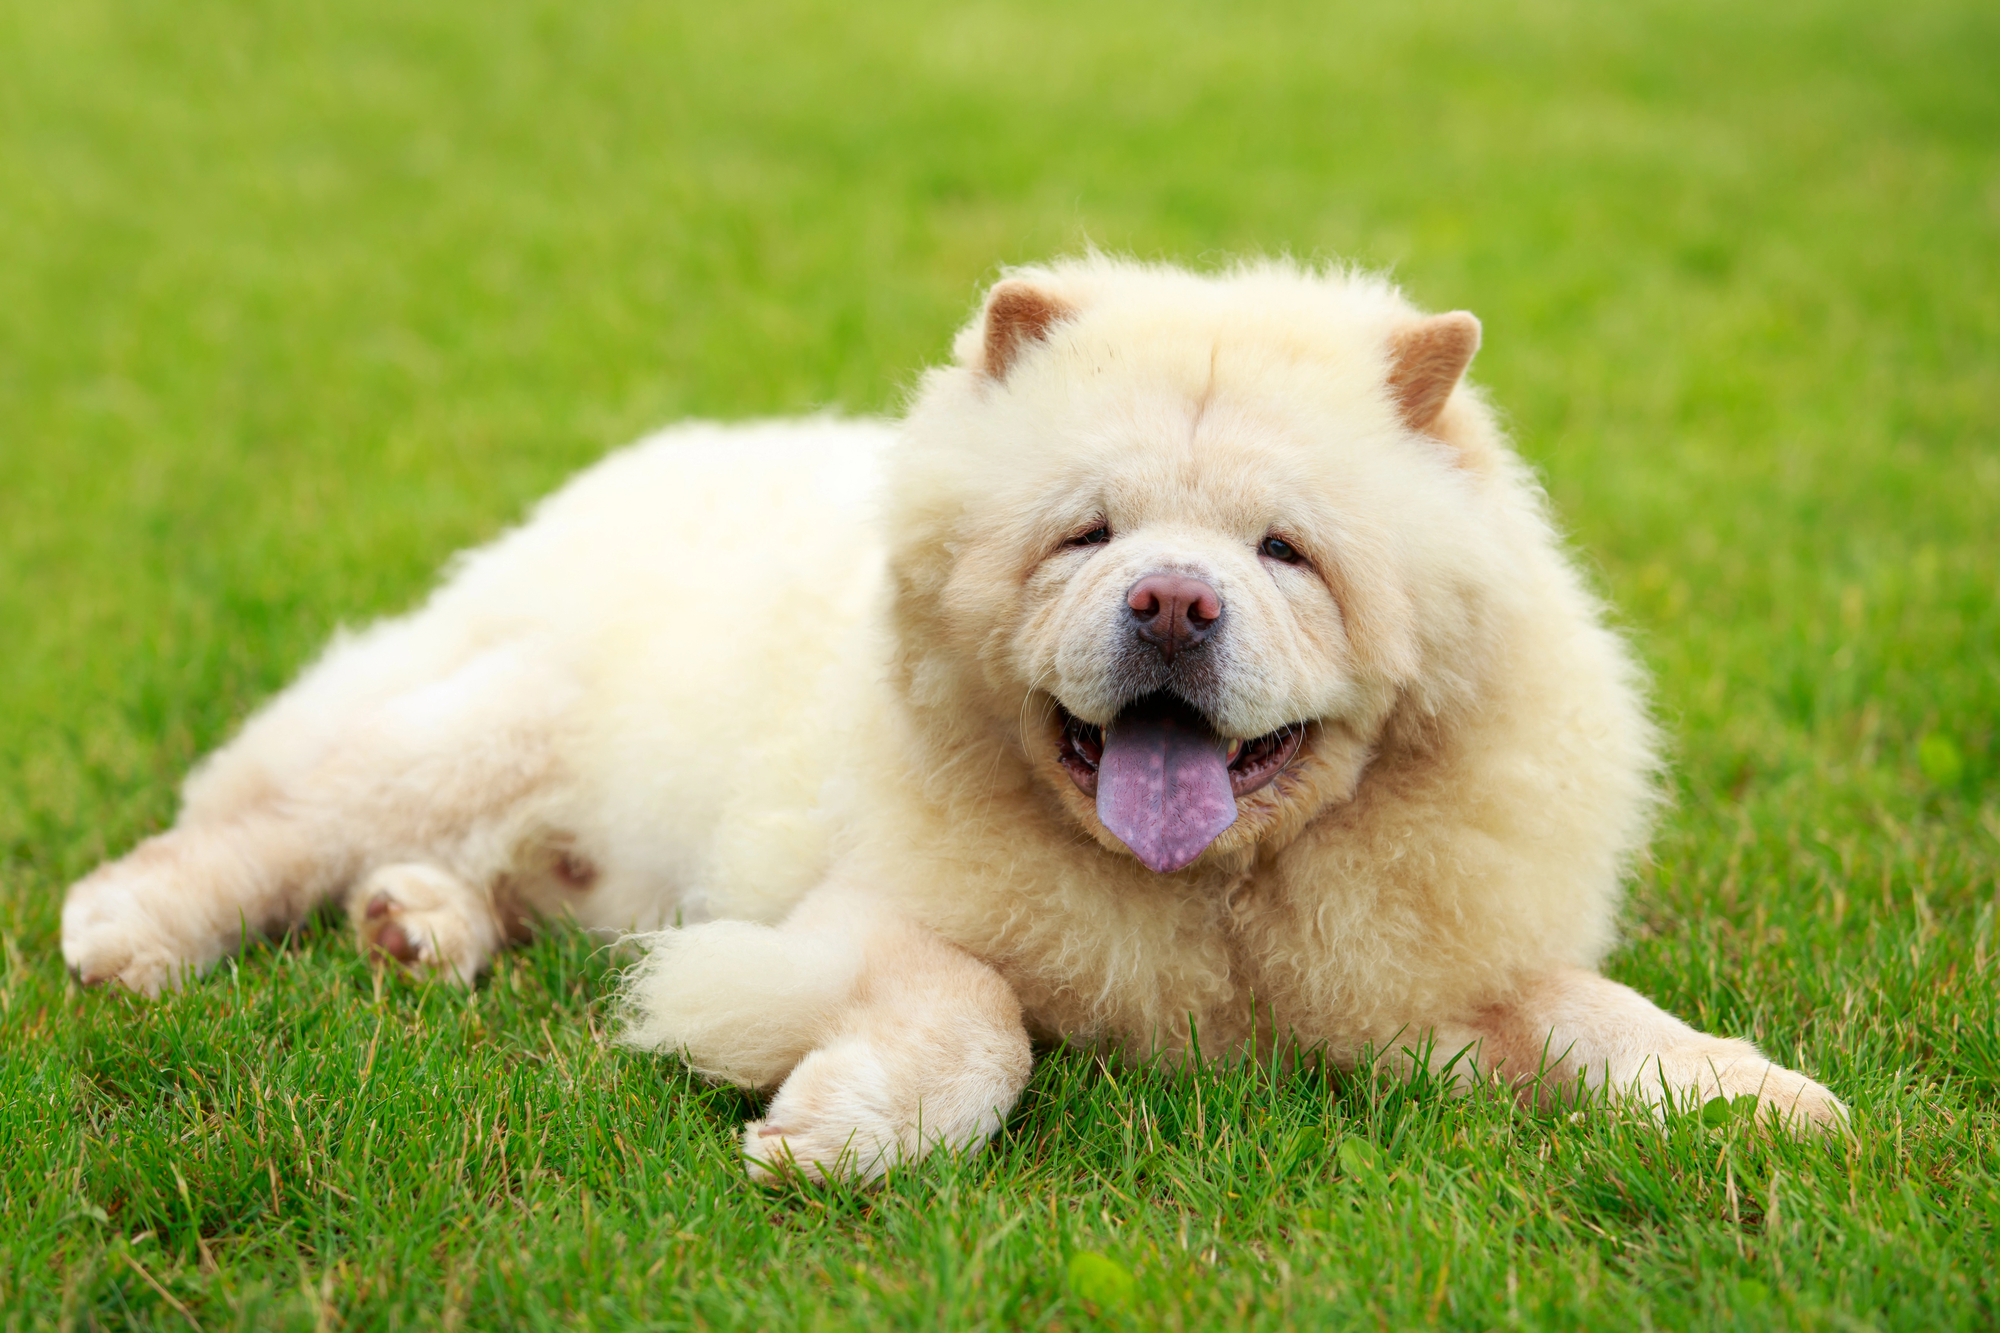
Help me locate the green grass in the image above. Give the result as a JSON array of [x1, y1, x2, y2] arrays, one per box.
[[2, 0, 1996, 1327]]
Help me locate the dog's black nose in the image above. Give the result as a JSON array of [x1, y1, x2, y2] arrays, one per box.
[[1126, 574, 1220, 660]]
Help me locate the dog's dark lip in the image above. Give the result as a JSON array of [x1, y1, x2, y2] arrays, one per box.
[[1057, 709, 1106, 793], [1056, 697, 1304, 799]]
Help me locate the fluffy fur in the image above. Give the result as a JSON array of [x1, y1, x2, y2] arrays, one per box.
[[62, 258, 1846, 1181]]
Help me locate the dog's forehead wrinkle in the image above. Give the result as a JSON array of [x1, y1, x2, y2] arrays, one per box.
[[1093, 434, 1327, 542], [1186, 343, 1221, 437]]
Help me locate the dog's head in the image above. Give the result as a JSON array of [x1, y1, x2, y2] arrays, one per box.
[[888, 259, 1525, 872]]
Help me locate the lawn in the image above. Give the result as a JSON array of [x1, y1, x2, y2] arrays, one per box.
[[2, 0, 1996, 1327]]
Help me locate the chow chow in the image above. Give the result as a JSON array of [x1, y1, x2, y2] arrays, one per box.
[[62, 257, 1846, 1180]]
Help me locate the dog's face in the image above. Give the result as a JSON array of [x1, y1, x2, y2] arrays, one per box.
[[891, 263, 1498, 873]]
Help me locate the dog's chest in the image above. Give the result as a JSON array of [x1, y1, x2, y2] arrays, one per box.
[[996, 860, 1344, 1058]]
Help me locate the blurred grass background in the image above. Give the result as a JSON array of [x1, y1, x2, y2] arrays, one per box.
[[1, 0, 1995, 1328]]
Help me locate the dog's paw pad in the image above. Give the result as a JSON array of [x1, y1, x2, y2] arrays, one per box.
[[361, 903, 424, 965], [349, 865, 494, 984]]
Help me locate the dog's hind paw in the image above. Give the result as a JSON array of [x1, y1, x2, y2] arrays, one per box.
[[63, 931, 187, 999], [62, 851, 216, 998], [349, 863, 499, 985]]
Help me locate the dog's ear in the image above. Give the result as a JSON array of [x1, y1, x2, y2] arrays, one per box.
[[981, 279, 1075, 380], [1387, 312, 1481, 434]]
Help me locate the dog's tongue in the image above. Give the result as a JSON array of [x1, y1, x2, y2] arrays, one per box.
[[1096, 697, 1238, 873]]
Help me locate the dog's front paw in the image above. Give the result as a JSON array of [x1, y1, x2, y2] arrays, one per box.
[[349, 863, 498, 985], [1707, 1053, 1850, 1134], [1642, 1039, 1850, 1135], [741, 1024, 1027, 1184], [743, 1038, 907, 1184]]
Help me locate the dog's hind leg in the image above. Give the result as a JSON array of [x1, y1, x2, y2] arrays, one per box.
[[62, 636, 576, 996]]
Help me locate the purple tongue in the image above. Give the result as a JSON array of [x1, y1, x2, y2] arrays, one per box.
[[1096, 697, 1238, 873]]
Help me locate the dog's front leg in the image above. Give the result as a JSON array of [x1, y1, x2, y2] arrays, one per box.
[[1425, 968, 1848, 1133], [619, 887, 1033, 1183], [743, 912, 1033, 1184]]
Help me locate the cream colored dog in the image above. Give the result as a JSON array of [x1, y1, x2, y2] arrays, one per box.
[[62, 258, 1846, 1180]]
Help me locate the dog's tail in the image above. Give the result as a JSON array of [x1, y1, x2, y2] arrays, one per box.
[[615, 921, 863, 1090]]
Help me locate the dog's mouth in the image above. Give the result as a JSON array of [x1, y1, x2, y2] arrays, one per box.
[[1056, 693, 1305, 874]]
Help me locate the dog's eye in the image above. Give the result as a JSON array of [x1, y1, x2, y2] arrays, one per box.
[[1067, 525, 1111, 548], [1260, 535, 1302, 563]]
